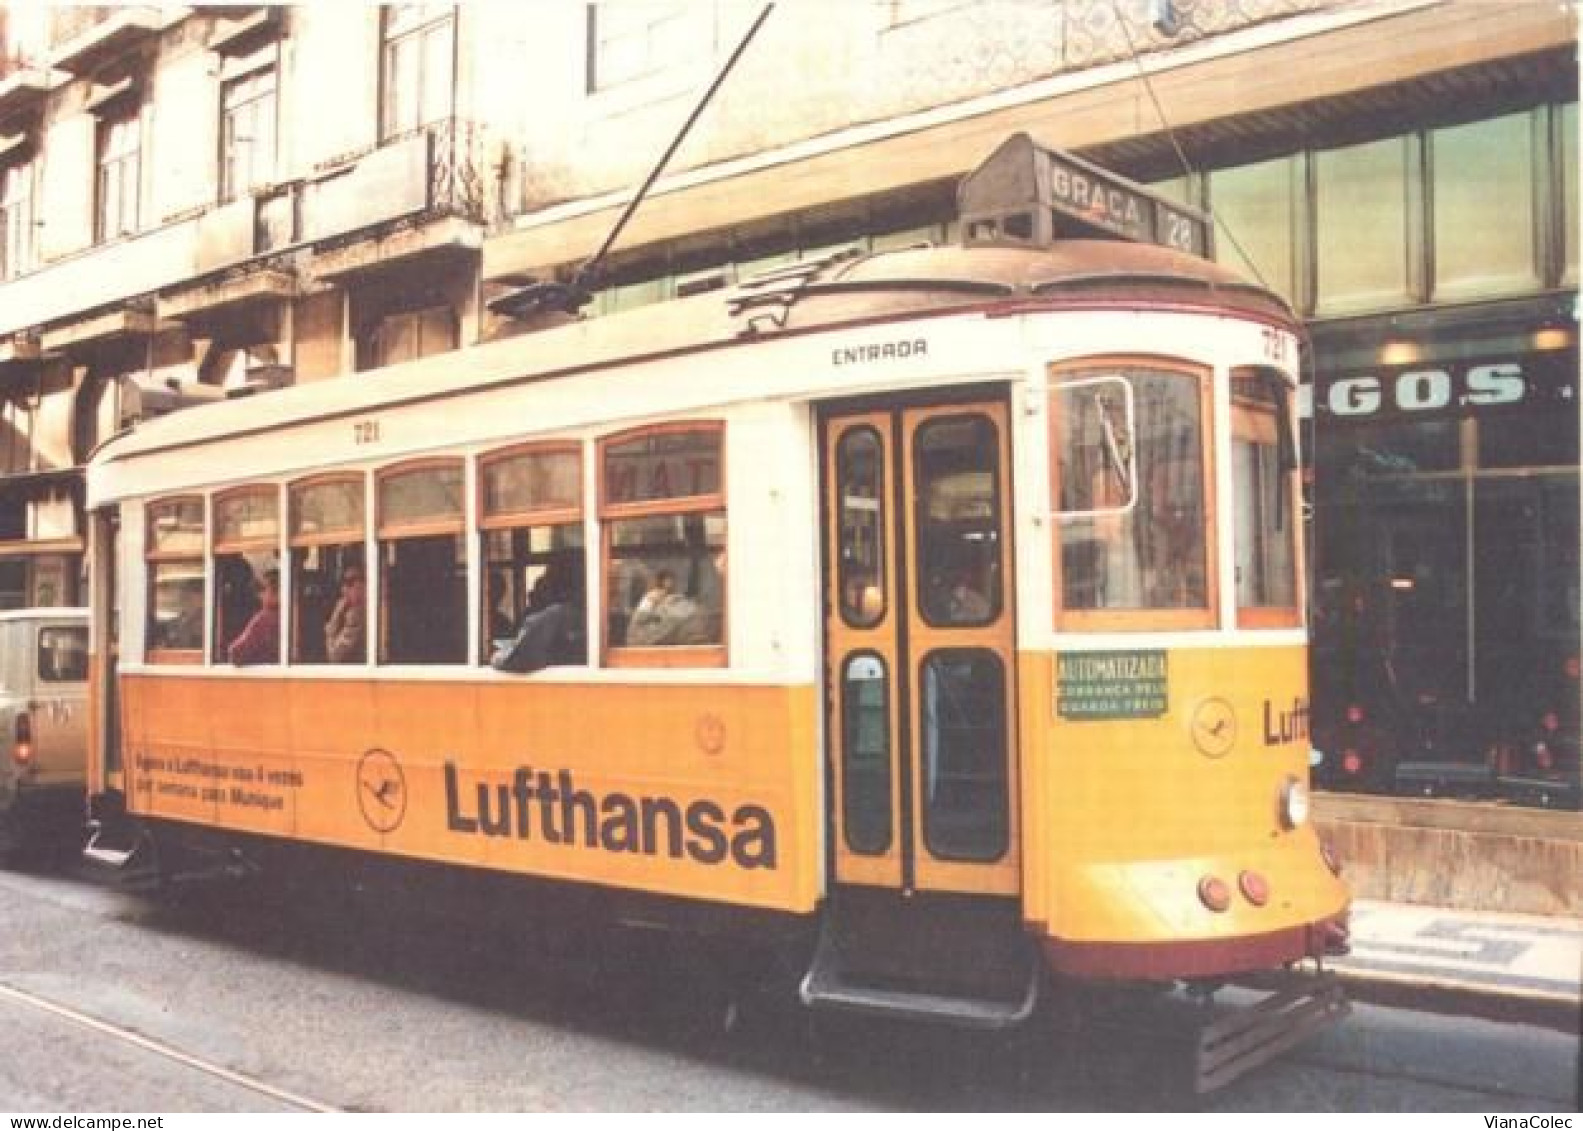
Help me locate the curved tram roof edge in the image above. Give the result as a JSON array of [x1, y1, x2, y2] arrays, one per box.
[[88, 240, 1295, 500]]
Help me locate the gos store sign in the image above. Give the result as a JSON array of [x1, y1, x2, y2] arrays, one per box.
[[1314, 354, 1576, 422]]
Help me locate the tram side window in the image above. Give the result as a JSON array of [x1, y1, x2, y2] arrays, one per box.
[[145, 497, 205, 662], [378, 461, 467, 665], [213, 487, 282, 666], [479, 444, 586, 670], [1232, 368, 1301, 626], [290, 475, 367, 664], [600, 424, 726, 665], [1051, 363, 1214, 627]]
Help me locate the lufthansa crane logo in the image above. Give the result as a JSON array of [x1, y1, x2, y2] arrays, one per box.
[[1190, 698, 1238, 759], [356, 747, 407, 833]]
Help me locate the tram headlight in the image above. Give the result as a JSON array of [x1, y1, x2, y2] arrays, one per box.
[[1278, 776, 1310, 830]]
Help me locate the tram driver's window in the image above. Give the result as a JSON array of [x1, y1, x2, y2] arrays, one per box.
[[1052, 363, 1213, 627], [1232, 368, 1301, 627], [145, 497, 206, 662], [479, 444, 586, 668], [599, 424, 726, 665], [289, 476, 367, 664], [378, 461, 467, 665], [212, 487, 282, 666]]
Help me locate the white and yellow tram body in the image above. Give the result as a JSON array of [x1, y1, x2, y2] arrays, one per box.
[[86, 161, 1347, 1029]]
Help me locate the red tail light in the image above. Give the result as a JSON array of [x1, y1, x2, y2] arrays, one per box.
[[1342, 749, 1364, 775], [1238, 870, 1270, 907], [1197, 875, 1231, 913], [1541, 711, 1560, 734], [1535, 743, 1555, 771], [12, 712, 32, 766], [1345, 704, 1365, 724]]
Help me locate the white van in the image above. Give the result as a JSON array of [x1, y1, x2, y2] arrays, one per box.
[[0, 609, 89, 855]]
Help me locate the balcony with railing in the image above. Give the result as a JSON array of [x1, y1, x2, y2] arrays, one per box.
[[0, 116, 491, 338]]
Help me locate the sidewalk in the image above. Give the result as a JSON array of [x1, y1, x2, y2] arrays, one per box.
[[1330, 899, 1583, 1028]]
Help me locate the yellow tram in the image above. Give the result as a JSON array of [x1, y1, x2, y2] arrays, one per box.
[[84, 136, 1348, 1088]]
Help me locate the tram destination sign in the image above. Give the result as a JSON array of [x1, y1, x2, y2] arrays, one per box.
[[960, 135, 1213, 258], [1056, 649, 1169, 721], [1044, 149, 1210, 257]]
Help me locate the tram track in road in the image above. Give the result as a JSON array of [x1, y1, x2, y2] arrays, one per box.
[[0, 980, 339, 1113]]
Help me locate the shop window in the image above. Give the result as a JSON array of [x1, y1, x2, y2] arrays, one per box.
[[479, 443, 586, 667], [213, 487, 281, 666], [1, 157, 35, 280], [1314, 414, 1461, 480], [600, 424, 726, 665], [1231, 369, 1301, 627], [290, 475, 366, 664], [1051, 361, 1215, 630], [380, 3, 455, 140], [1315, 136, 1413, 315], [145, 497, 205, 662], [1432, 112, 1539, 301], [95, 106, 141, 242], [378, 460, 466, 664], [220, 63, 277, 203], [1210, 156, 1299, 307]]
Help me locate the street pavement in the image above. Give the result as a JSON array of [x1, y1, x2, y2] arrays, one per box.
[[1332, 899, 1583, 1028]]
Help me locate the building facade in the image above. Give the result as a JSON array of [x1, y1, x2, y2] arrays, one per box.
[[0, 1, 1576, 801]]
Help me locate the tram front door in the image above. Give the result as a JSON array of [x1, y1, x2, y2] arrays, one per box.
[[820, 397, 1020, 898]]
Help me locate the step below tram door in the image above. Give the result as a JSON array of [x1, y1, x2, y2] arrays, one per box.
[[809, 394, 1031, 1023]]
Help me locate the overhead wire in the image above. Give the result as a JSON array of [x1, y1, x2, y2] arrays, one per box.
[[1107, 0, 1274, 295]]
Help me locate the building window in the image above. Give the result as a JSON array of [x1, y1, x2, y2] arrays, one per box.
[[220, 64, 277, 202], [213, 487, 281, 666], [0, 158, 35, 280], [95, 106, 141, 242], [1211, 156, 1300, 307], [586, 1, 691, 92], [1561, 102, 1577, 286], [289, 475, 366, 664], [357, 304, 458, 371], [1315, 136, 1414, 315], [145, 497, 205, 662], [377, 460, 466, 664], [380, 3, 455, 140], [1432, 112, 1540, 302], [479, 443, 586, 668], [599, 424, 726, 664]]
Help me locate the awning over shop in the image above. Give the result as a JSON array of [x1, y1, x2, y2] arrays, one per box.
[[481, 2, 1575, 284]]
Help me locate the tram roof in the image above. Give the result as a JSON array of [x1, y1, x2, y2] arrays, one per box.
[[92, 239, 1292, 470]]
